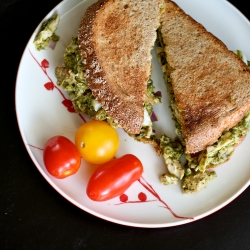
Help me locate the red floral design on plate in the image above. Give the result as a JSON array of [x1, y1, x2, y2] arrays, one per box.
[[44, 82, 54, 90], [29, 49, 86, 121], [115, 176, 193, 220]]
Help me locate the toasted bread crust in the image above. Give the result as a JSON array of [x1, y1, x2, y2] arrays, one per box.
[[78, 0, 161, 134], [160, 0, 250, 153]]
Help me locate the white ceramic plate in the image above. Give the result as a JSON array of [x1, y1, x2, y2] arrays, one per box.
[[15, 0, 250, 228]]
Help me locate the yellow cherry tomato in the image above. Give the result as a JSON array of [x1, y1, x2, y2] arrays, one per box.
[[75, 120, 120, 164]]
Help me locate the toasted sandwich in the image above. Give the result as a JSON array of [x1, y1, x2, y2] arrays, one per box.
[[55, 0, 250, 193], [55, 0, 164, 153], [156, 0, 250, 184]]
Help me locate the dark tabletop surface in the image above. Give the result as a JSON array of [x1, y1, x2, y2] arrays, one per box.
[[1, 0, 250, 249]]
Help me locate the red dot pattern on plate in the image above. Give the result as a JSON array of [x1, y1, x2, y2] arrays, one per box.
[[119, 194, 128, 202], [138, 192, 147, 202]]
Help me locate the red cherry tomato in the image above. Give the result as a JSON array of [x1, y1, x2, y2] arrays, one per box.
[[43, 136, 81, 179], [86, 154, 143, 201]]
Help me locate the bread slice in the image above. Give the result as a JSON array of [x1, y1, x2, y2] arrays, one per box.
[[159, 0, 250, 153], [78, 0, 163, 134]]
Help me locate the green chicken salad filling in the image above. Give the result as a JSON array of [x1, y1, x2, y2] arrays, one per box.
[[159, 135, 184, 185], [33, 14, 60, 51], [55, 37, 161, 142]]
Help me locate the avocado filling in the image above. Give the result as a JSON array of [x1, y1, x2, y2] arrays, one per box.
[[55, 37, 161, 144], [156, 29, 250, 193]]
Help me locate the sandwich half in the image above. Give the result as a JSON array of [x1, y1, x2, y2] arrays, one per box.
[[55, 0, 164, 153], [156, 0, 250, 191]]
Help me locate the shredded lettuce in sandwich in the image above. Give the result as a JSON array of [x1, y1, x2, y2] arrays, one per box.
[[55, 37, 161, 143]]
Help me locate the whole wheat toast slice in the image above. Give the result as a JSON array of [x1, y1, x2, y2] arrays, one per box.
[[78, 0, 163, 134], [160, 0, 250, 153]]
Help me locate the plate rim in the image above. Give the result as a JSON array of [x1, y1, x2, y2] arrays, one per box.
[[15, 0, 250, 228]]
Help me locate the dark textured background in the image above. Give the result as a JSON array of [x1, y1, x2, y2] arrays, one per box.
[[1, 0, 249, 249]]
